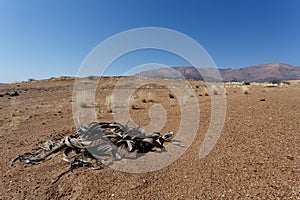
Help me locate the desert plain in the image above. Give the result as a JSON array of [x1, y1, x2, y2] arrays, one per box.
[[0, 77, 299, 199]]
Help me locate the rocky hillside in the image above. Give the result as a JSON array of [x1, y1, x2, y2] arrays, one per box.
[[135, 63, 300, 82]]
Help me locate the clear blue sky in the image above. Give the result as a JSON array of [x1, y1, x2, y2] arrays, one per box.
[[0, 0, 299, 83]]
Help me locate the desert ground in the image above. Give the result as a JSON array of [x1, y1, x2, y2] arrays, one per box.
[[0, 77, 299, 199]]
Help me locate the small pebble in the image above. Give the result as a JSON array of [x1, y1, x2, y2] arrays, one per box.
[[286, 155, 294, 160]]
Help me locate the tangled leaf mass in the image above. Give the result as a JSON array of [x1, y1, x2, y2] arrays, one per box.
[[11, 122, 180, 183]]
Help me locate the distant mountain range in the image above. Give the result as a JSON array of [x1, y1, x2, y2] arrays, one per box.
[[135, 63, 300, 82]]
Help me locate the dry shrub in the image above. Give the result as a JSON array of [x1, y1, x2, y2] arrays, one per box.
[[137, 89, 155, 103], [242, 86, 249, 94], [129, 97, 139, 109], [204, 88, 209, 96], [128, 89, 156, 109], [105, 95, 113, 112], [211, 85, 218, 95]]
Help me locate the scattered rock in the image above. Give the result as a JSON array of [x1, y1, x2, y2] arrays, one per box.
[[286, 155, 294, 160], [260, 98, 266, 101], [10, 91, 19, 97], [26, 115, 32, 120], [1, 91, 20, 97]]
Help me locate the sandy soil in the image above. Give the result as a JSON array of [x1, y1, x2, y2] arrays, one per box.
[[0, 77, 299, 199]]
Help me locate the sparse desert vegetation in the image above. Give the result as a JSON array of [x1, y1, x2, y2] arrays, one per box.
[[105, 95, 113, 112], [2, 0, 299, 198], [204, 87, 209, 96], [0, 77, 299, 199], [137, 89, 155, 103], [211, 85, 218, 95], [242, 85, 249, 94], [123, 88, 157, 109], [129, 98, 139, 109]]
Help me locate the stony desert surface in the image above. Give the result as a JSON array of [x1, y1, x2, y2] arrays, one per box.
[[0, 77, 299, 199]]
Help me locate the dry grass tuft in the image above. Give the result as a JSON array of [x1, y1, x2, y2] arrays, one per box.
[[242, 86, 249, 94], [211, 85, 218, 95], [128, 89, 155, 109], [204, 88, 209, 96], [130, 102, 139, 110], [137, 89, 155, 103], [129, 98, 139, 109], [105, 95, 113, 112]]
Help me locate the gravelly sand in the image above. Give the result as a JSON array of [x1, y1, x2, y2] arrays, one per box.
[[0, 77, 299, 199]]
